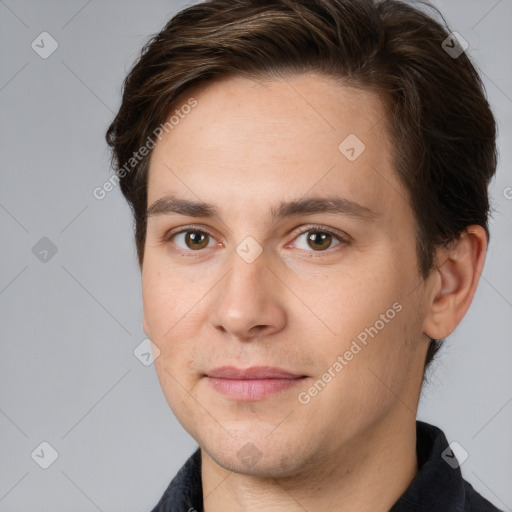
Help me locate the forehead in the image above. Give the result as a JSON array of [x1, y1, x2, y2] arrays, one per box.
[[147, 73, 405, 222]]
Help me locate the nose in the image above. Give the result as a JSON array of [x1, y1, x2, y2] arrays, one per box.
[[209, 249, 287, 341]]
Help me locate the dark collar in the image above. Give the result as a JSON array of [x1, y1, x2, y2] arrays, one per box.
[[151, 445, 203, 512], [151, 420, 502, 511], [391, 420, 466, 511]]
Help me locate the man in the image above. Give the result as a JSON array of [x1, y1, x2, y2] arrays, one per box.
[[106, 0, 502, 510]]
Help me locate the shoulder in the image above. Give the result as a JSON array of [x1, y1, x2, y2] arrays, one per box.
[[149, 448, 203, 512], [464, 479, 505, 512]]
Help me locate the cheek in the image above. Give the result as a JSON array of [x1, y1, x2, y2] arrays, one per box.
[[296, 265, 395, 341], [153, 356, 203, 434], [304, 262, 417, 380], [142, 263, 198, 337], [303, 305, 420, 439], [337, 298, 421, 402]]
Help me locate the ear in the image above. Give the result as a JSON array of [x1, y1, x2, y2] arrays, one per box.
[[422, 225, 488, 340]]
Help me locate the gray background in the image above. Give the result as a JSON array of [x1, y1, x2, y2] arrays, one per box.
[[0, 0, 511, 510]]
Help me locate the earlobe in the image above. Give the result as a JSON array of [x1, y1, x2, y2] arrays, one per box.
[[422, 226, 487, 340]]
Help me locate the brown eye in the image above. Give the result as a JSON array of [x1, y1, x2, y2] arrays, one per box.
[[306, 232, 333, 251], [292, 227, 345, 252], [172, 230, 214, 251], [185, 231, 209, 250]]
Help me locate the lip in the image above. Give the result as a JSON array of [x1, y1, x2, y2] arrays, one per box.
[[205, 366, 307, 401], [207, 366, 303, 379]]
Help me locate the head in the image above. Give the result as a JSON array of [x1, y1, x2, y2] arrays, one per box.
[[106, 0, 496, 476]]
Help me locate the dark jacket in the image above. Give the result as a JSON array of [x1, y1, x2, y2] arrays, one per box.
[[150, 420, 504, 511]]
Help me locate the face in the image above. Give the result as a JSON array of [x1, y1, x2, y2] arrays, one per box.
[[142, 73, 432, 478]]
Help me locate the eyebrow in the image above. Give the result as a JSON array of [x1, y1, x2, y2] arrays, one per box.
[[146, 195, 378, 222]]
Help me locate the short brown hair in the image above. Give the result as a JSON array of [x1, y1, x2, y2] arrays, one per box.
[[105, 0, 497, 378]]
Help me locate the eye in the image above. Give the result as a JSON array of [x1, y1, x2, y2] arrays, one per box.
[[162, 224, 349, 256], [290, 226, 347, 252], [169, 228, 217, 251]]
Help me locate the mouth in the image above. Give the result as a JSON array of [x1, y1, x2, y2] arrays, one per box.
[[205, 366, 307, 401]]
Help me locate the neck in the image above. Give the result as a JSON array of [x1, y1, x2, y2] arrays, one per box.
[[201, 409, 419, 512]]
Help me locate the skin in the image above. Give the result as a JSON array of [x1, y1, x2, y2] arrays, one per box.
[[142, 73, 487, 512]]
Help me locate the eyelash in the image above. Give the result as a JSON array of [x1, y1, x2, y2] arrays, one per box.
[[161, 224, 350, 258]]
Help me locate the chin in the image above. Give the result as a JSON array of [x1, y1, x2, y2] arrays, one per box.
[[200, 430, 315, 479], [210, 447, 303, 478]]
